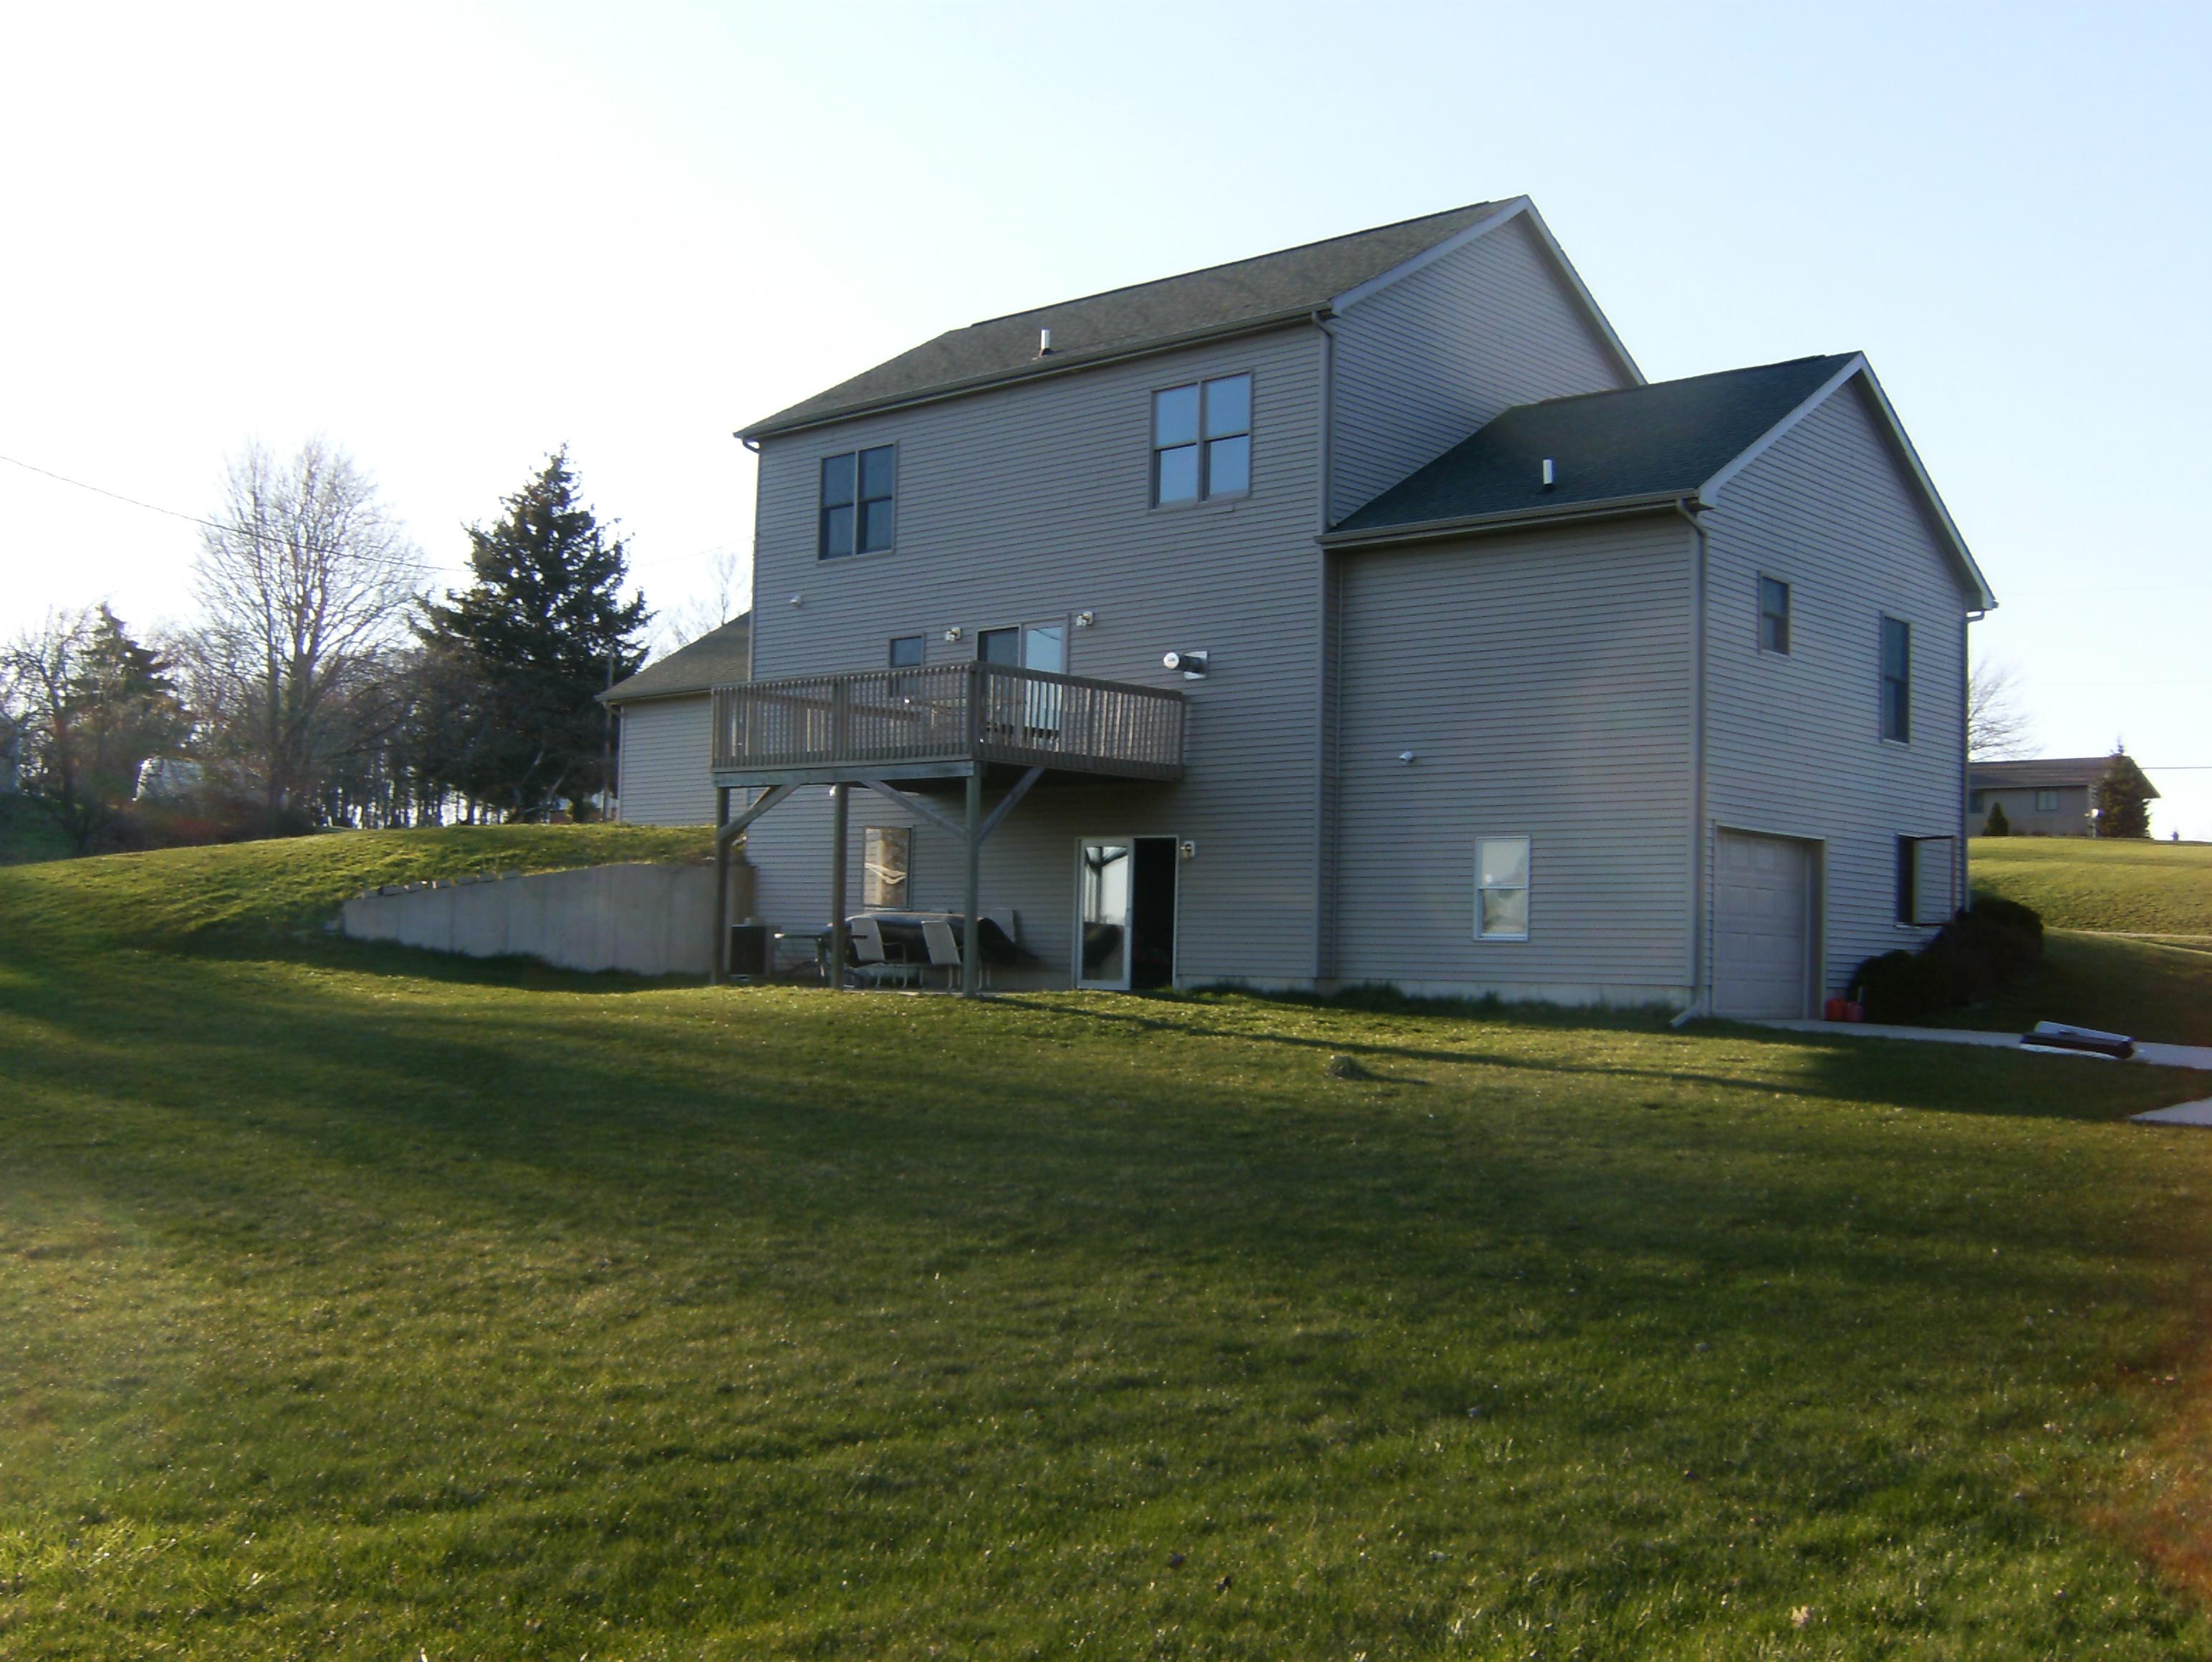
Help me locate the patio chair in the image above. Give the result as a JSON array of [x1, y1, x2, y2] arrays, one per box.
[[921, 917, 966, 990], [848, 913, 915, 988]]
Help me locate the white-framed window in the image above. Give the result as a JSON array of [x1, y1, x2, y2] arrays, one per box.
[[1475, 835, 1531, 940], [1759, 576, 1791, 654], [863, 826, 909, 909], [1880, 615, 1911, 742], [1151, 373, 1251, 505]]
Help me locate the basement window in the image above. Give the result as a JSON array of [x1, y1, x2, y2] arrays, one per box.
[[1475, 835, 1531, 941], [864, 827, 910, 910]]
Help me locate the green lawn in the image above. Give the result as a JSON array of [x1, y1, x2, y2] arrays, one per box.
[[6, 833, 2212, 1657], [1971, 837, 2212, 937], [1953, 839, 2212, 1045]]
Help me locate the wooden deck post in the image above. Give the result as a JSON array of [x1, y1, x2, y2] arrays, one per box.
[[710, 784, 731, 984], [962, 768, 983, 999], [828, 783, 850, 991]]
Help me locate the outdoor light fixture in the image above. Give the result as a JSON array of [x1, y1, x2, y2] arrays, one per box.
[[1162, 649, 1208, 679], [1399, 751, 1417, 764], [1074, 610, 1095, 628], [1179, 840, 1197, 861], [943, 626, 962, 642], [790, 594, 803, 606]]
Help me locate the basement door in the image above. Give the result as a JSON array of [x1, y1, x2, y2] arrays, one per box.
[[1076, 837, 1178, 991], [1712, 831, 1815, 1019]]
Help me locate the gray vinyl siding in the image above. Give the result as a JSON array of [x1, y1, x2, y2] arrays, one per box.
[[1329, 516, 1695, 999], [1701, 378, 1976, 999], [1327, 213, 1634, 524], [615, 697, 716, 826], [743, 325, 1327, 985]]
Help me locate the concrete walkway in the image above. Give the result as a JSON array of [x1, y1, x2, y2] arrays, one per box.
[[1754, 1019, 2212, 1073], [1749, 1019, 2212, 1126]]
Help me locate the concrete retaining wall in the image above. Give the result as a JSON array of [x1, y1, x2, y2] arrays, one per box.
[[341, 862, 745, 977]]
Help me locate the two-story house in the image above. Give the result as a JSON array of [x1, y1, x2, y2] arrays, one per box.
[[696, 197, 1994, 1018]]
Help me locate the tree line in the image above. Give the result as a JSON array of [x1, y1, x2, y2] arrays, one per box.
[[1, 443, 649, 852]]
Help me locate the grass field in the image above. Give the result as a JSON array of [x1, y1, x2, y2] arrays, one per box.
[[1971, 837, 2212, 937], [1959, 839, 2212, 1044], [6, 833, 2212, 1658]]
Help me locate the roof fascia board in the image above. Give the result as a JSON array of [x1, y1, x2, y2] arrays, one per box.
[[1701, 357, 1996, 612], [1326, 198, 1531, 312], [741, 309, 1320, 442], [1696, 355, 1869, 503], [600, 686, 716, 708], [1318, 490, 1691, 551], [1326, 198, 1646, 390], [1515, 203, 1645, 386]]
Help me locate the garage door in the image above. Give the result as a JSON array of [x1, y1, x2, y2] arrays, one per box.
[[1713, 832, 1813, 1019]]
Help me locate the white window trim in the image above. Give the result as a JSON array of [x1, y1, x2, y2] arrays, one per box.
[[1474, 835, 1532, 942]]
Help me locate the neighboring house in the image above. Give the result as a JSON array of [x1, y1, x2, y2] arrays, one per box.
[[706, 196, 1993, 1018], [1970, 756, 2158, 837], [600, 614, 751, 826]]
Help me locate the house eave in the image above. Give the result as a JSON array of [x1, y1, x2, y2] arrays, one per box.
[[1317, 489, 1701, 551]]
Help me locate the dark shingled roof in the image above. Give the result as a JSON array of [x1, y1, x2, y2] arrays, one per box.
[[1331, 354, 1858, 535], [601, 614, 750, 705], [742, 201, 1508, 438], [1971, 756, 2160, 798]]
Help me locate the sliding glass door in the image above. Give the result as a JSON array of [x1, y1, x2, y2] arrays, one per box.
[[1077, 840, 1132, 989]]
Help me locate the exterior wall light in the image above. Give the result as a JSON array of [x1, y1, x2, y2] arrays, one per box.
[[1162, 650, 1208, 679]]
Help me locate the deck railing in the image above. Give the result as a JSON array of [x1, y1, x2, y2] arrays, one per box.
[[710, 663, 1185, 780]]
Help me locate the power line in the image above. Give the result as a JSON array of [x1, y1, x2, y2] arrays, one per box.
[[0, 449, 241, 538]]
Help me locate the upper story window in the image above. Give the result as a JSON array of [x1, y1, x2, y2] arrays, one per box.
[[1880, 615, 1911, 742], [888, 634, 924, 668], [1152, 373, 1251, 506], [1759, 576, 1791, 654], [820, 445, 895, 559]]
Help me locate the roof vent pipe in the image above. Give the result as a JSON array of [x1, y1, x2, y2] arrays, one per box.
[[1541, 458, 1556, 489], [1037, 327, 1052, 357]]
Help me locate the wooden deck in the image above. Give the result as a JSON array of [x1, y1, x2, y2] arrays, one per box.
[[709, 663, 1186, 787]]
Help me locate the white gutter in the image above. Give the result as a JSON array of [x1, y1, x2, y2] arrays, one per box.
[[1317, 489, 1696, 551]]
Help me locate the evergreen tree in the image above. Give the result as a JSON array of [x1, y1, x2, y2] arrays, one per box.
[[1982, 799, 2010, 837], [2093, 747, 2153, 839], [416, 451, 648, 817]]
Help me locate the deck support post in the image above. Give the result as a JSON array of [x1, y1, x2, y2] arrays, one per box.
[[961, 769, 983, 999], [711, 785, 732, 984], [828, 783, 850, 991]]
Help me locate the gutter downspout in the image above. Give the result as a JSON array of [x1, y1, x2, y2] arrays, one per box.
[[1669, 496, 1711, 1027], [1312, 307, 1338, 987]]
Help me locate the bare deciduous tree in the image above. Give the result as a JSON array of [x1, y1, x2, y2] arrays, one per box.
[[655, 544, 746, 658], [187, 439, 423, 824], [1967, 659, 2033, 760]]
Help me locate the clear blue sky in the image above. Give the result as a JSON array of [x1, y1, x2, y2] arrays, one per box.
[[3, 1, 2206, 832]]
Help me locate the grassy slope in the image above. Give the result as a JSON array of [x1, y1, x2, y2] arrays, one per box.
[[5, 837, 2212, 1658], [1958, 840, 2212, 1045], [1971, 837, 2212, 936]]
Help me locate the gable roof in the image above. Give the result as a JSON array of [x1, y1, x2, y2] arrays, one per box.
[[1324, 353, 1996, 611], [601, 614, 750, 706], [1330, 355, 1858, 534], [741, 198, 1630, 440], [1971, 756, 2160, 798]]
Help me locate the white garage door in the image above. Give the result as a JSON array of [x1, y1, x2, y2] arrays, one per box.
[[1713, 832, 1813, 1019]]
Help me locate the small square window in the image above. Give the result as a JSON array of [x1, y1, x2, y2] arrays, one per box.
[[1475, 835, 1531, 940], [2035, 789, 2059, 812], [888, 635, 924, 668], [819, 444, 895, 559], [1759, 576, 1791, 655], [1153, 373, 1251, 505]]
